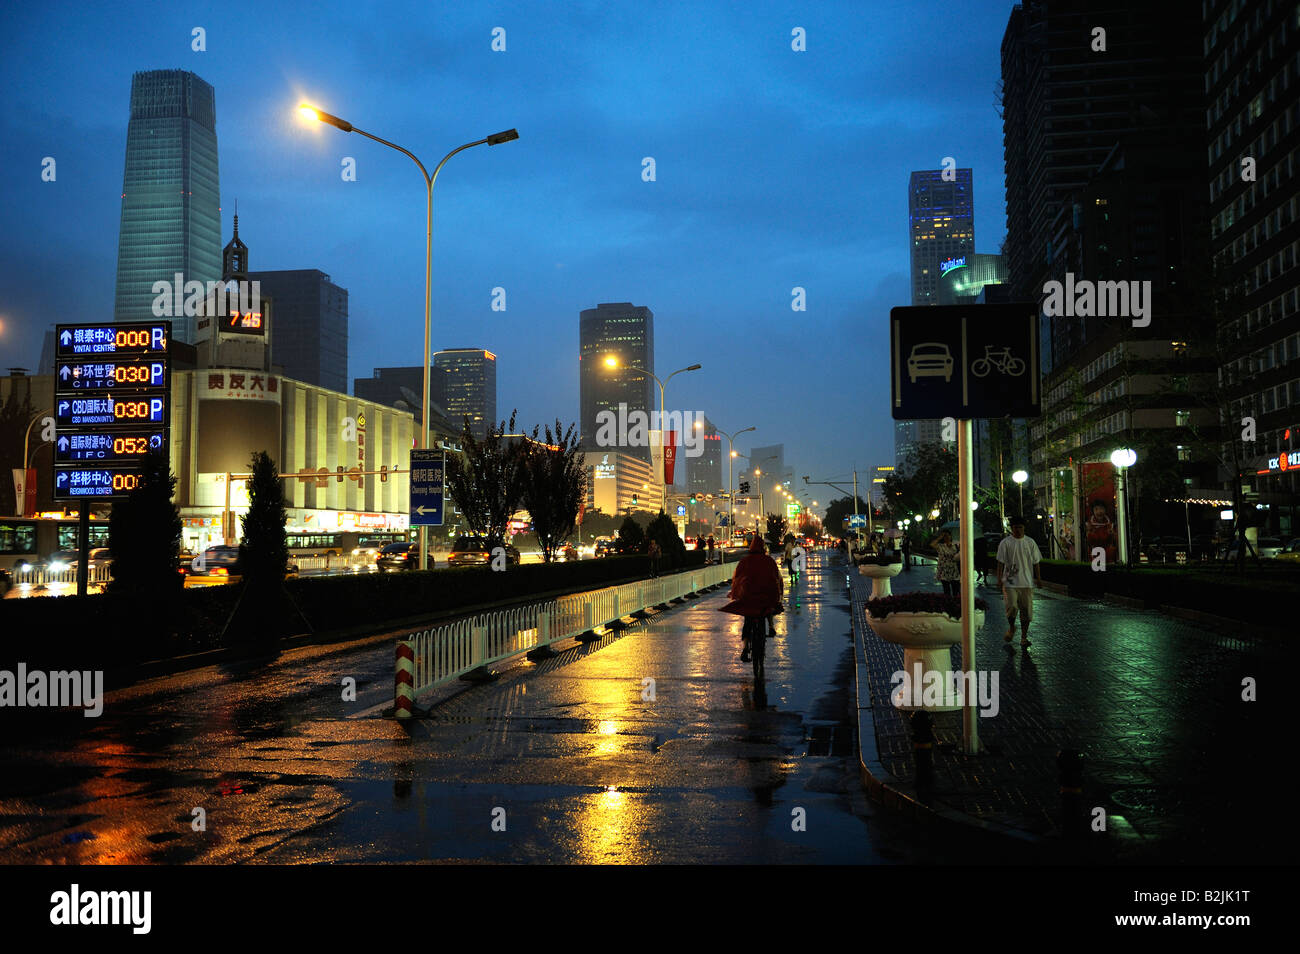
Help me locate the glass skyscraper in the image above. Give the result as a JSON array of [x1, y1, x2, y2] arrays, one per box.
[[579, 303, 655, 462], [112, 70, 221, 343], [433, 348, 497, 441], [909, 168, 974, 306]]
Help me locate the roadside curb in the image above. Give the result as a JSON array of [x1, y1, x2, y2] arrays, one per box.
[[850, 603, 1047, 846]]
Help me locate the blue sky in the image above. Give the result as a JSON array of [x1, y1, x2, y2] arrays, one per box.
[[0, 0, 1015, 501]]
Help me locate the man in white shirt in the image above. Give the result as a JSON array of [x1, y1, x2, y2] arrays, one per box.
[[996, 515, 1042, 648]]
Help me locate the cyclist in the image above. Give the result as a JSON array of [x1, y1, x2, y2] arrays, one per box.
[[719, 536, 783, 664]]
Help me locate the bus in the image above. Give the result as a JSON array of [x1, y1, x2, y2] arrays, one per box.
[[285, 530, 411, 567], [1, 516, 111, 570]]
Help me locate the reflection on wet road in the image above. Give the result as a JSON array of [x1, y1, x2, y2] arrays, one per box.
[[0, 552, 1019, 863]]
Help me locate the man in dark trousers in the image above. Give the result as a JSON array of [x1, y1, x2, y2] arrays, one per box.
[[901, 534, 912, 570]]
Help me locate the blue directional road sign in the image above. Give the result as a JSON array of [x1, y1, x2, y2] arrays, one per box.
[[409, 449, 445, 526], [890, 303, 1041, 420], [676, 505, 687, 516], [848, 513, 868, 528], [55, 430, 166, 464]]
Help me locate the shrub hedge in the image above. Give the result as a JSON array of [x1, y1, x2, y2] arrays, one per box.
[[0, 551, 709, 671]]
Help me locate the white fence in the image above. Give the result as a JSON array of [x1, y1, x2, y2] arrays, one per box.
[[6, 564, 113, 587], [394, 561, 732, 716]]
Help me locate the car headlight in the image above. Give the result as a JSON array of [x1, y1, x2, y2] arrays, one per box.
[[19, 563, 32, 572]]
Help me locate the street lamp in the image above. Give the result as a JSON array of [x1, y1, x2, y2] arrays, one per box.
[[1011, 469, 1028, 517], [1110, 448, 1137, 566], [718, 426, 756, 543], [298, 102, 518, 570]]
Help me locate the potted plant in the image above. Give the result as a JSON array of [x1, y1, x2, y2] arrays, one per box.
[[857, 551, 904, 597], [865, 593, 988, 711]]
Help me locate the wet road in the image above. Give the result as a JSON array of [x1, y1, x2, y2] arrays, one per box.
[[0, 551, 1019, 863]]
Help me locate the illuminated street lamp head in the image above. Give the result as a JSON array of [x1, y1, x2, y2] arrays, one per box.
[[1110, 448, 1137, 468], [298, 103, 352, 132], [604, 356, 619, 369], [486, 128, 519, 145], [1012, 469, 1029, 485]]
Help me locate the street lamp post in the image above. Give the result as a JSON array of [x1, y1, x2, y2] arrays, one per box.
[[298, 104, 518, 570], [719, 425, 756, 545], [603, 357, 700, 512], [1110, 449, 1137, 566], [18, 409, 52, 517]]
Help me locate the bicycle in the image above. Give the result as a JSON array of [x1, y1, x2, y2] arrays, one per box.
[[970, 345, 1026, 378], [743, 616, 766, 679]]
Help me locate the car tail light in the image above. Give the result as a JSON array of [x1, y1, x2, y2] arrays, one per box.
[[213, 567, 227, 576]]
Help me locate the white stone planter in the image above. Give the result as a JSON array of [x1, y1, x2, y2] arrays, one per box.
[[858, 561, 903, 599], [867, 609, 986, 711]]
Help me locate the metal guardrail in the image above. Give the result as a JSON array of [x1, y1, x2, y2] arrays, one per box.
[[6, 564, 113, 587], [394, 561, 732, 716]]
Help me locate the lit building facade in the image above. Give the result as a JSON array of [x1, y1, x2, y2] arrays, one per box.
[[909, 168, 974, 306], [582, 450, 662, 517], [579, 303, 654, 462], [433, 348, 497, 441], [688, 416, 723, 497], [112, 70, 222, 343]]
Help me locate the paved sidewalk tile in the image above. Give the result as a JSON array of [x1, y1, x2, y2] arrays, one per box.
[[847, 558, 1289, 863]]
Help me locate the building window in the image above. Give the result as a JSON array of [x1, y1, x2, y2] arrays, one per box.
[[1177, 445, 1191, 461], [1176, 410, 1191, 426]]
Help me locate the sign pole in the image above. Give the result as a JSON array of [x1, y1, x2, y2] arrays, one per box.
[[958, 417, 979, 755]]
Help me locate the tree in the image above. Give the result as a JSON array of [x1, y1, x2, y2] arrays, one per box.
[[615, 515, 646, 554], [519, 420, 587, 562], [445, 411, 525, 550], [822, 495, 871, 539], [108, 450, 181, 594], [239, 450, 289, 591], [645, 511, 686, 567], [883, 442, 957, 524]]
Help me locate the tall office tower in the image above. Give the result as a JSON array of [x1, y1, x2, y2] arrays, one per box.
[[112, 70, 221, 343], [1204, 0, 1300, 530], [433, 349, 497, 440], [688, 416, 723, 497], [579, 302, 655, 462], [909, 168, 974, 306], [245, 269, 348, 392], [999, 1, 1205, 312]]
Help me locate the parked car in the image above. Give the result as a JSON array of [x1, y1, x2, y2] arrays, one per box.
[[376, 542, 418, 571], [1275, 539, 1300, 562], [1220, 536, 1285, 560], [1142, 536, 1191, 562], [557, 543, 578, 562], [185, 546, 300, 587], [447, 535, 520, 567]]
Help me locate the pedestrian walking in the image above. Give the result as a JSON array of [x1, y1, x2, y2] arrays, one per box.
[[997, 515, 1043, 648], [718, 536, 783, 662], [783, 533, 795, 570], [932, 529, 960, 597], [707, 535, 716, 564], [901, 534, 912, 571], [648, 539, 662, 578]]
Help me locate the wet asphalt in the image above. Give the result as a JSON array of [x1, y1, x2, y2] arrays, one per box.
[[0, 551, 1026, 864]]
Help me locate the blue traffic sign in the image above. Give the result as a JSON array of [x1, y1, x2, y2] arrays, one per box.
[[676, 505, 686, 516], [56, 322, 168, 356], [848, 514, 868, 528], [409, 449, 445, 526]]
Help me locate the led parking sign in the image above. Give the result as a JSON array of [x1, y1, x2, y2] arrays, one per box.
[[54, 322, 171, 502]]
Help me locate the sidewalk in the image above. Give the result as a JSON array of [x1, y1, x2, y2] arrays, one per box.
[[847, 554, 1290, 863]]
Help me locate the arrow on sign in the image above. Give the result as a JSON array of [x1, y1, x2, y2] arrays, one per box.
[[57, 473, 68, 487], [414, 505, 438, 515], [60, 366, 71, 380], [60, 330, 71, 345], [58, 400, 69, 414], [57, 436, 69, 451]]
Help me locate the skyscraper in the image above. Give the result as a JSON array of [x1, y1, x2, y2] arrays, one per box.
[[896, 168, 974, 469], [579, 303, 655, 461], [113, 70, 221, 343], [688, 415, 723, 498], [245, 269, 348, 392], [433, 349, 497, 440], [909, 168, 974, 306]]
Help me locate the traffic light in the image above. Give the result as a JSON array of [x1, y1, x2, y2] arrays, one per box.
[[739, 480, 750, 494], [688, 494, 697, 504], [631, 494, 638, 505]]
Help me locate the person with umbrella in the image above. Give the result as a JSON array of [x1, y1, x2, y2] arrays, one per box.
[[718, 536, 784, 661], [931, 528, 960, 596]]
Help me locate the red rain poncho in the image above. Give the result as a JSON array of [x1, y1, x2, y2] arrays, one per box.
[[719, 537, 783, 617]]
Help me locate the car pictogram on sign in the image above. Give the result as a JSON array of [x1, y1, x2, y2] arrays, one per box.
[[907, 342, 954, 383]]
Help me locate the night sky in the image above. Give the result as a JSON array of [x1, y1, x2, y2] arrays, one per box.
[[0, 0, 1013, 504]]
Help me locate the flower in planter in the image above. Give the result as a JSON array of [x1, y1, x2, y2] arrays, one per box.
[[865, 592, 988, 619]]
